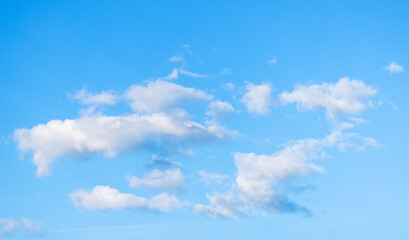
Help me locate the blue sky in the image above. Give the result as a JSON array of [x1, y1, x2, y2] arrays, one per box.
[[1, 0, 409, 239]]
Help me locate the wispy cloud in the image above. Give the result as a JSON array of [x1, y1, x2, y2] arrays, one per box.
[[267, 56, 277, 65], [127, 169, 184, 192], [0, 218, 44, 237], [168, 56, 185, 62], [220, 68, 232, 75], [178, 69, 207, 78], [196, 170, 229, 186], [72, 89, 119, 106], [383, 62, 404, 74]]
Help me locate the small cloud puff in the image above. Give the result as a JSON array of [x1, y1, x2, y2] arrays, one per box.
[[241, 83, 273, 115], [383, 62, 404, 74]]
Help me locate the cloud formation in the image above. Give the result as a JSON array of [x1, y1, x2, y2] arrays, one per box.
[[194, 193, 242, 218], [125, 80, 211, 113], [127, 169, 184, 192], [195, 131, 376, 218], [206, 101, 235, 121], [241, 83, 273, 115], [0, 218, 43, 237], [280, 77, 376, 119], [70, 185, 182, 212], [14, 111, 236, 176], [383, 62, 404, 74], [72, 89, 119, 106], [168, 56, 185, 62]]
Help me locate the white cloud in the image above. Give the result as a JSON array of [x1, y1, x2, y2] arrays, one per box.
[[178, 69, 207, 78], [168, 56, 185, 62], [14, 111, 237, 176], [70, 185, 146, 210], [147, 193, 183, 212], [206, 101, 235, 121], [220, 68, 232, 75], [159, 69, 179, 81], [221, 82, 235, 91], [70, 185, 182, 212], [234, 135, 331, 205], [241, 83, 273, 115], [127, 169, 184, 192], [194, 193, 242, 218], [72, 89, 119, 106], [195, 131, 376, 218], [280, 77, 376, 119], [125, 79, 211, 112], [197, 170, 229, 186], [0, 218, 43, 237], [267, 56, 277, 65], [383, 62, 404, 74]]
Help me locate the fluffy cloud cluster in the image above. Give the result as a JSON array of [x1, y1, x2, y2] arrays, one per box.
[[280, 77, 376, 119], [195, 131, 376, 218], [14, 111, 236, 176], [241, 83, 273, 115], [125, 80, 211, 113], [206, 101, 235, 121], [127, 169, 184, 192], [0, 218, 43, 237], [70, 185, 182, 212]]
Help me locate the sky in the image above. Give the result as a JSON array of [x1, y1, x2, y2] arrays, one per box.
[[1, 0, 409, 239]]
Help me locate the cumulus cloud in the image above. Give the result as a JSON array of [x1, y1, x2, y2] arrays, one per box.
[[195, 131, 376, 218], [0, 218, 43, 237], [127, 169, 184, 192], [70, 185, 182, 212], [383, 62, 404, 74], [206, 101, 235, 121], [241, 83, 273, 115], [125, 80, 212, 112], [14, 111, 237, 176], [280, 77, 376, 119]]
